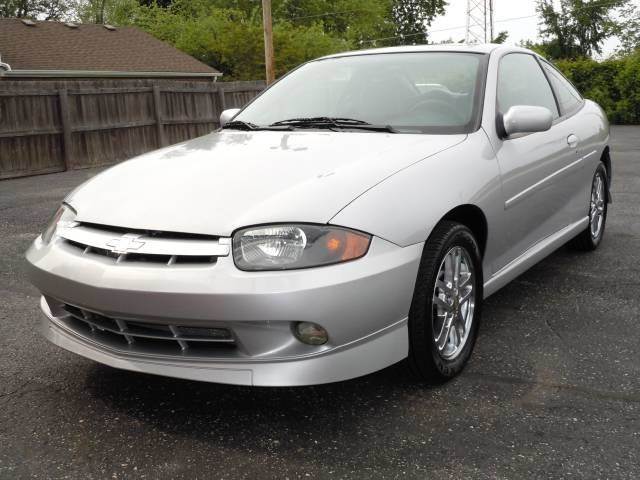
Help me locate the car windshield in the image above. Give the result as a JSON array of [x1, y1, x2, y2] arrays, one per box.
[[234, 52, 486, 134]]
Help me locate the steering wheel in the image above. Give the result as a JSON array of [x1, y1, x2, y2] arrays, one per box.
[[406, 98, 467, 125]]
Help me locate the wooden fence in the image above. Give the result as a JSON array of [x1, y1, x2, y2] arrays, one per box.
[[0, 79, 265, 180]]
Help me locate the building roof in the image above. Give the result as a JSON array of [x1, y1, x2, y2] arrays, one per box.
[[0, 18, 221, 78]]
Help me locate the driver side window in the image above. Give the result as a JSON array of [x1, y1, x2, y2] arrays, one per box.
[[497, 53, 559, 119]]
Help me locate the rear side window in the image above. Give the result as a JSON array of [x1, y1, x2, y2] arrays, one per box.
[[541, 61, 583, 116], [497, 53, 559, 119]]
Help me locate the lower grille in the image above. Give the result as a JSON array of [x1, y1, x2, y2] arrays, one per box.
[[61, 304, 235, 356]]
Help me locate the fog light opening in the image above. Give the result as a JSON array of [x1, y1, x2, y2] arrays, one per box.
[[293, 322, 328, 345]]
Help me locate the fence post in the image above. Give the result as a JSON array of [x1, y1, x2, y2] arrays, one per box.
[[58, 89, 73, 170], [217, 85, 226, 113], [152, 85, 166, 148]]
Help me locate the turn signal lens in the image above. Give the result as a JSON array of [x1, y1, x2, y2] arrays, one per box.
[[233, 224, 371, 271], [324, 230, 370, 260], [41, 203, 77, 245]]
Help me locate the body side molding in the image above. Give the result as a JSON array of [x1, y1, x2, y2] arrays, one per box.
[[484, 217, 588, 297]]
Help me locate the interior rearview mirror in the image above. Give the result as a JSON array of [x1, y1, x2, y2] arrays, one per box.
[[501, 105, 553, 137], [220, 108, 241, 127]]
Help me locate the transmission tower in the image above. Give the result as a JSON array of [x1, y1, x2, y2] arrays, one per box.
[[465, 0, 495, 44]]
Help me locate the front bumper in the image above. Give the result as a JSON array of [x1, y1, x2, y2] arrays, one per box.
[[27, 235, 423, 386]]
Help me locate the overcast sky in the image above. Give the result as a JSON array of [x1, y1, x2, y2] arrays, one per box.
[[429, 0, 639, 57]]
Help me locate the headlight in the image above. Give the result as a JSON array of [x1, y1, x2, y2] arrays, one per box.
[[41, 203, 77, 245], [233, 224, 371, 271]]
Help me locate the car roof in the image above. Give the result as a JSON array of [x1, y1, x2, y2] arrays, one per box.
[[318, 43, 534, 60]]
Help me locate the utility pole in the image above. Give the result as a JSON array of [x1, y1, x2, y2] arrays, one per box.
[[262, 0, 275, 85]]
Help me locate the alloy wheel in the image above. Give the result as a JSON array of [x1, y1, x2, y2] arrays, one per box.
[[590, 172, 606, 239], [432, 246, 476, 360]]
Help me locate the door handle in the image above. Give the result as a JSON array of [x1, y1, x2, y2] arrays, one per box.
[[567, 134, 579, 148]]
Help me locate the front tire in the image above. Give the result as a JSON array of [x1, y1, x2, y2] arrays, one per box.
[[571, 162, 608, 251], [408, 221, 483, 382]]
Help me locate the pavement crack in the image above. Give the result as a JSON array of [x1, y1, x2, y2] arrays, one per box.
[[543, 316, 574, 355], [0, 380, 32, 403]]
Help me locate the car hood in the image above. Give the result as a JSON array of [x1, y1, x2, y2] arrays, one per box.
[[68, 130, 466, 236]]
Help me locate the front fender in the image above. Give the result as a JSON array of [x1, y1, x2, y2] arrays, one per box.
[[330, 130, 503, 274]]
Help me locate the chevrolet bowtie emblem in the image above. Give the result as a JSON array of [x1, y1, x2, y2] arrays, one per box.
[[106, 234, 145, 254]]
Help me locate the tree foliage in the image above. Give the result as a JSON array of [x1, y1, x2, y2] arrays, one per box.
[[491, 30, 508, 44], [555, 50, 640, 124], [536, 0, 627, 59], [97, 0, 351, 79], [273, 0, 394, 46], [615, 3, 640, 56], [0, 0, 70, 19], [390, 0, 446, 45]]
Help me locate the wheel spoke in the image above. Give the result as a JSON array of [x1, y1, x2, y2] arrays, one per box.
[[436, 279, 453, 295], [436, 315, 453, 350], [456, 308, 466, 333], [458, 271, 472, 288], [444, 252, 454, 284], [434, 296, 452, 312], [453, 248, 462, 289], [459, 287, 473, 306], [449, 322, 459, 347]]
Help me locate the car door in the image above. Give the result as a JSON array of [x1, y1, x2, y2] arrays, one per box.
[[539, 60, 595, 227], [491, 52, 581, 271]]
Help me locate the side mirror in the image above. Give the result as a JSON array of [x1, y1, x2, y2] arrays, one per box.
[[219, 108, 241, 127], [501, 105, 553, 137]]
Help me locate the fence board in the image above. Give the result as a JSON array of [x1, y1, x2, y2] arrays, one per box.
[[0, 79, 265, 179]]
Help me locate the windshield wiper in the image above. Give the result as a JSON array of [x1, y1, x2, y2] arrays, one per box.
[[271, 117, 367, 126], [222, 120, 292, 131], [221, 120, 259, 130], [270, 117, 397, 133]]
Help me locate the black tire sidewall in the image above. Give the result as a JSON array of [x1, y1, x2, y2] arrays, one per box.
[[409, 222, 483, 381]]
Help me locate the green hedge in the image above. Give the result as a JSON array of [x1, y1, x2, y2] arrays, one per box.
[[555, 51, 640, 124]]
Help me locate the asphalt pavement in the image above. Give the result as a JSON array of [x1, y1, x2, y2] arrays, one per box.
[[0, 126, 638, 479]]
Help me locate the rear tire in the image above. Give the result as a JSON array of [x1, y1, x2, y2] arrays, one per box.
[[571, 162, 608, 251], [407, 221, 483, 382]]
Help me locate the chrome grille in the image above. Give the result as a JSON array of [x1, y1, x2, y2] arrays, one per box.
[[61, 304, 235, 355], [58, 222, 230, 266]]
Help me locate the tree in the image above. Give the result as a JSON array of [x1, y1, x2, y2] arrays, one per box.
[[615, 50, 640, 122], [273, 0, 395, 46], [536, 0, 626, 59], [616, 3, 640, 56], [491, 30, 508, 44], [390, 0, 446, 45], [73, 0, 109, 23], [105, 0, 349, 79], [104, 0, 447, 47], [0, 0, 70, 19], [518, 39, 549, 56]]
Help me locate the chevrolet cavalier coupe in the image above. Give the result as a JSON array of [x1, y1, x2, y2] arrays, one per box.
[[26, 44, 611, 386]]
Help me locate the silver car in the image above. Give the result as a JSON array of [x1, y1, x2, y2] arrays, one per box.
[[26, 44, 610, 386]]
